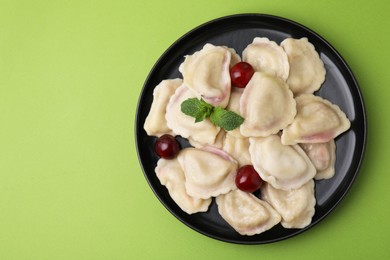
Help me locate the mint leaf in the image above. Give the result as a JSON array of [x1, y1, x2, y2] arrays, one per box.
[[210, 106, 244, 131], [181, 98, 201, 117], [181, 98, 213, 123]]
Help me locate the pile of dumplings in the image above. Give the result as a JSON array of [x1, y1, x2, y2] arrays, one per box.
[[143, 37, 351, 236]]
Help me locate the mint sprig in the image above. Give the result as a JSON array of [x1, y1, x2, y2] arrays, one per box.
[[181, 98, 244, 131]]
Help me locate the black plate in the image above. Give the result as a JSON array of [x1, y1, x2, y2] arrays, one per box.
[[135, 14, 367, 244]]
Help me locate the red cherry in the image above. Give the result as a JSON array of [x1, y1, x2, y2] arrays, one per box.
[[154, 134, 180, 159], [235, 165, 263, 193], [230, 62, 255, 88]]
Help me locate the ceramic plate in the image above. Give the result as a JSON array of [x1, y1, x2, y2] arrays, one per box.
[[135, 14, 367, 244]]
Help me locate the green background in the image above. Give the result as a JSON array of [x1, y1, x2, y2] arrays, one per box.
[[1, 0, 389, 259]]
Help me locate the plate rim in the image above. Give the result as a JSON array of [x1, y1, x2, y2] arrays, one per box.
[[135, 13, 367, 244]]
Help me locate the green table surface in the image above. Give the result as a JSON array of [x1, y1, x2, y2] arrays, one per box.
[[1, 0, 389, 259]]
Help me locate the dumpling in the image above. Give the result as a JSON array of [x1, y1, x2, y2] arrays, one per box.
[[249, 135, 316, 190], [222, 133, 251, 168], [177, 147, 238, 199], [240, 72, 296, 137], [281, 94, 351, 145], [216, 189, 281, 236], [281, 37, 326, 95], [144, 79, 182, 137], [300, 140, 336, 180], [261, 180, 315, 229], [188, 130, 226, 149], [165, 84, 220, 145], [155, 158, 212, 214], [179, 43, 240, 108], [242, 37, 289, 81]]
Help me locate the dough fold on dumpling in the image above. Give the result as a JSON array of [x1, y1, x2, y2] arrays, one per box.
[[222, 133, 251, 168], [243, 37, 289, 81], [144, 79, 182, 136], [155, 158, 212, 214], [249, 135, 316, 190], [216, 189, 281, 236], [300, 140, 336, 180], [179, 43, 240, 108], [261, 180, 316, 229], [165, 84, 220, 145], [177, 147, 238, 199], [240, 72, 296, 137], [281, 37, 326, 95], [188, 130, 226, 149], [281, 94, 351, 145]]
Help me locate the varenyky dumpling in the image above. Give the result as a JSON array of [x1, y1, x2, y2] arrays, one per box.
[[243, 37, 289, 81], [188, 130, 226, 149], [281, 94, 351, 145], [179, 43, 240, 108], [165, 84, 220, 145], [300, 140, 336, 180], [177, 146, 238, 199], [155, 158, 212, 214], [216, 189, 281, 236], [261, 180, 315, 229], [249, 135, 316, 190], [144, 78, 182, 137], [281, 37, 326, 95], [222, 133, 251, 168], [240, 72, 296, 137]]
